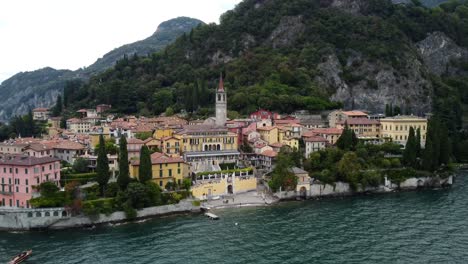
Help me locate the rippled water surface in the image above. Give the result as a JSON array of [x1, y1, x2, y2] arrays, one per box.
[[1, 172, 468, 264]]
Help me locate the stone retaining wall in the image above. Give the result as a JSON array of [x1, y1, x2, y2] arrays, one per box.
[[0, 200, 200, 231], [274, 176, 454, 200]]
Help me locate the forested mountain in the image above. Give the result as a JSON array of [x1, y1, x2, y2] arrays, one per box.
[[81, 17, 204, 75], [0, 17, 203, 122], [393, 0, 449, 7], [64, 0, 468, 131]]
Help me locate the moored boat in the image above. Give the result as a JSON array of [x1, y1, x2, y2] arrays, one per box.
[[9, 250, 32, 264]]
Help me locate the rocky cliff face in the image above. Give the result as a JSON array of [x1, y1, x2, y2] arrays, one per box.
[[317, 52, 432, 114], [416, 31, 468, 76], [0, 68, 73, 121], [0, 17, 203, 122]]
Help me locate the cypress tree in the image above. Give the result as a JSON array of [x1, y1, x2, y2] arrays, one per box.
[[439, 124, 451, 166], [422, 132, 435, 171], [337, 123, 358, 151], [415, 128, 421, 158], [138, 145, 153, 183], [52, 95, 62, 117], [117, 136, 130, 190], [403, 127, 417, 167], [96, 134, 110, 196]]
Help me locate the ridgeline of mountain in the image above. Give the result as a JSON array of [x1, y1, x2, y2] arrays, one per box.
[[0, 17, 203, 122], [81, 17, 204, 75], [64, 0, 468, 131]]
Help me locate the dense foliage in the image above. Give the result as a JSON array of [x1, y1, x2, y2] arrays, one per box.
[[96, 135, 110, 195], [117, 136, 131, 190]]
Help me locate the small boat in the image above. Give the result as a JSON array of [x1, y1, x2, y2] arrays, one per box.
[[205, 212, 220, 220], [9, 250, 32, 264]]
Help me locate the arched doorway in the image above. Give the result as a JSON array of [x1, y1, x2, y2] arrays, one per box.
[[299, 186, 307, 199], [227, 185, 233, 194]]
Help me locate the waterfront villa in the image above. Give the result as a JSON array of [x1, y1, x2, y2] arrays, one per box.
[[191, 168, 257, 199], [0, 155, 61, 208], [130, 153, 190, 188], [379, 115, 428, 146]]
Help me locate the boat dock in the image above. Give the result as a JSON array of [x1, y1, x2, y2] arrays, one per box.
[[205, 212, 220, 220]]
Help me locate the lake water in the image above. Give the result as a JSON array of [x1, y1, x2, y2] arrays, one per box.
[[1, 172, 467, 263]]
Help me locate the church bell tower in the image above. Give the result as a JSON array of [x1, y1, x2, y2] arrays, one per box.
[[215, 74, 227, 127]]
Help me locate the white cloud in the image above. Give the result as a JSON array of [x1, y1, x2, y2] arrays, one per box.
[[0, 0, 242, 83]]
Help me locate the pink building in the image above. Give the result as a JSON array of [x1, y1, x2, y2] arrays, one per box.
[[0, 155, 61, 208]]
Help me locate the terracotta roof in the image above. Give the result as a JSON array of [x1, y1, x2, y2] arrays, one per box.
[[0, 154, 60, 166], [304, 135, 328, 143], [306, 128, 343, 135], [127, 138, 144, 144], [274, 119, 300, 125], [176, 125, 229, 134], [53, 141, 86, 150], [218, 74, 224, 92], [337, 118, 380, 125], [269, 142, 284, 148], [33, 108, 49, 112], [131, 153, 184, 166], [257, 126, 277, 131], [261, 150, 278, 158], [342, 110, 368, 116]]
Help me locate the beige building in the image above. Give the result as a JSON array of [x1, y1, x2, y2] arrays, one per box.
[[336, 118, 381, 139], [328, 110, 369, 128], [379, 115, 427, 146], [33, 108, 50, 121]]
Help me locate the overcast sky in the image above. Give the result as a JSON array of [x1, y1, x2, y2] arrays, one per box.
[[0, 0, 242, 83]]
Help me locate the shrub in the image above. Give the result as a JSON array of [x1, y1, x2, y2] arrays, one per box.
[[105, 182, 119, 198], [123, 202, 137, 219], [82, 198, 116, 216]]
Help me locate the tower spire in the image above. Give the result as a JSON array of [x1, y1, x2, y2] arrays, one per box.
[[218, 73, 224, 92]]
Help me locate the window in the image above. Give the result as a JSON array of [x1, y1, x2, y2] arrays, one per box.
[[168, 169, 172, 177], [25, 168, 28, 174], [49, 165, 52, 170], [26, 187, 29, 194], [26, 179, 28, 186], [160, 170, 163, 178], [159, 181, 163, 187], [177, 168, 181, 174], [15, 168, 18, 174], [16, 186, 18, 192], [42, 166, 45, 172]]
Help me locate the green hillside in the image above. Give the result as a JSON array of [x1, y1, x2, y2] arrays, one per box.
[[65, 0, 468, 131]]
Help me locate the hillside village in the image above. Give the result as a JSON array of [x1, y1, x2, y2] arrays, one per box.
[[0, 75, 430, 210]]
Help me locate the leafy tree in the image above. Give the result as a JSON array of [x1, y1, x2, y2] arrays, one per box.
[[269, 148, 298, 192], [117, 136, 131, 190], [165, 106, 175, 116], [138, 146, 153, 183], [126, 182, 151, 209], [337, 152, 362, 189], [182, 178, 192, 191], [72, 158, 89, 173], [96, 134, 110, 196], [95, 138, 118, 155]]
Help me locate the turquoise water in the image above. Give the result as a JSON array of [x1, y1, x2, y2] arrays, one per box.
[[1, 172, 468, 264]]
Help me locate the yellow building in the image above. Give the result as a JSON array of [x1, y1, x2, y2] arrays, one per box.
[[161, 136, 182, 156], [257, 126, 279, 145], [153, 127, 175, 140], [380, 115, 428, 146], [174, 125, 240, 170], [130, 152, 189, 188], [277, 126, 300, 149], [336, 118, 381, 139], [191, 168, 257, 199]]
